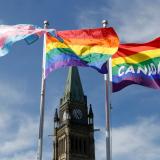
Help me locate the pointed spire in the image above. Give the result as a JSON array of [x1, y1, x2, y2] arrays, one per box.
[[88, 104, 94, 125], [64, 66, 85, 102], [89, 104, 93, 118], [54, 108, 59, 122]]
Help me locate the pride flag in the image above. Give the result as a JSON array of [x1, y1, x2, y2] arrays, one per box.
[[45, 27, 119, 77], [112, 37, 160, 92], [0, 24, 52, 57]]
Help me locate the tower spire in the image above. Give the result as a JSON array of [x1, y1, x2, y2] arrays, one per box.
[[64, 66, 85, 102], [53, 66, 95, 160]]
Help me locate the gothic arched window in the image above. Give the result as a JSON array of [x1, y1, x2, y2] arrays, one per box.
[[71, 136, 74, 152], [83, 138, 87, 154], [79, 138, 82, 153], [75, 136, 78, 152]]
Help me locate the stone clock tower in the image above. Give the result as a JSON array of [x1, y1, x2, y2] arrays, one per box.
[[53, 67, 95, 160]]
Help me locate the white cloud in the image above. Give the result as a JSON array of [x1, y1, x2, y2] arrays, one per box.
[[0, 150, 51, 160], [0, 112, 11, 130], [0, 78, 58, 160], [76, 0, 160, 42], [0, 108, 53, 160], [0, 78, 39, 159], [0, 150, 36, 160], [95, 116, 160, 160], [0, 114, 38, 156]]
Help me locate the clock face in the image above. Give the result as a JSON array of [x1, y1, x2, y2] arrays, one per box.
[[72, 108, 83, 120]]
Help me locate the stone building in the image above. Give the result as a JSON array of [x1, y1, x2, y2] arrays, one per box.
[[53, 66, 95, 160]]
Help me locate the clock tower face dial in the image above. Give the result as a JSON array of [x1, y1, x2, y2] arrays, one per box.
[[72, 108, 83, 119]]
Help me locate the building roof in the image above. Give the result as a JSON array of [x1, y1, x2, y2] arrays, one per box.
[[64, 66, 85, 102]]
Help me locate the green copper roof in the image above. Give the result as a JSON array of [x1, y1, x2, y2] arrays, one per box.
[[64, 66, 85, 102]]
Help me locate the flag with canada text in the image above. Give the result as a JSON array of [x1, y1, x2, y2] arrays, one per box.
[[112, 37, 160, 92]]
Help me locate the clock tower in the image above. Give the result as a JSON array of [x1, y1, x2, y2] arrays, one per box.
[[53, 67, 95, 160]]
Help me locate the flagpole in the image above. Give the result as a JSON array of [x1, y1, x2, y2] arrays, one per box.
[[102, 20, 112, 160], [37, 20, 49, 160]]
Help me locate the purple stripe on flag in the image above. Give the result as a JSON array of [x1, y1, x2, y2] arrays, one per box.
[[45, 59, 88, 77], [112, 75, 160, 92], [45, 52, 108, 77]]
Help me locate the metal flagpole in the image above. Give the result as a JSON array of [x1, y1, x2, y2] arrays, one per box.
[[37, 20, 49, 160], [102, 20, 112, 160]]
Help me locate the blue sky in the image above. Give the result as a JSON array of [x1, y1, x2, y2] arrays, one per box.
[[0, 0, 160, 160]]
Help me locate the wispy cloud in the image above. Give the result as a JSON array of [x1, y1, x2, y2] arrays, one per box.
[[0, 110, 53, 160], [0, 76, 60, 160], [0, 80, 32, 110], [76, 0, 160, 42], [0, 80, 40, 159], [95, 116, 160, 160], [0, 151, 36, 160], [0, 113, 38, 155]]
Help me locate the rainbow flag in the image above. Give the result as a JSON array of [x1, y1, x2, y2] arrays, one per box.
[[112, 37, 160, 92], [0, 24, 52, 57], [45, 27, 119, 77]]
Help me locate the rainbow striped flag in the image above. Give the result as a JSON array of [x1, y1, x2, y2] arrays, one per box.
[[45, 27, 119, 77], [112, 37, 160, 92]]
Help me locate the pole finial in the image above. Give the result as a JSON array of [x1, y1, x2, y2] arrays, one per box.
[[102, 20, 108, 28], [43, 20, 49, 28]]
